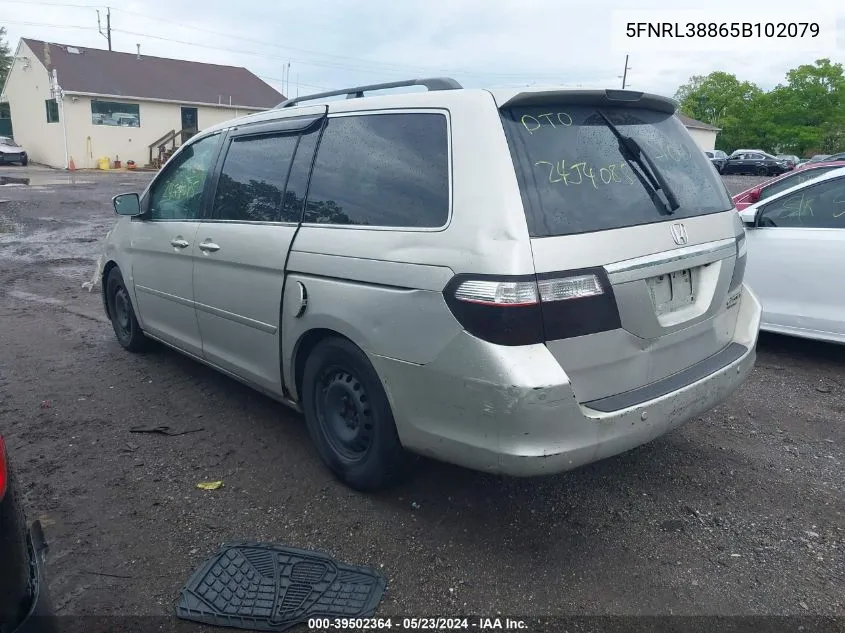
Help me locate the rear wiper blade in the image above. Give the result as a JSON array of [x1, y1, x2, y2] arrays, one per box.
[[595, 110, 681, 215]]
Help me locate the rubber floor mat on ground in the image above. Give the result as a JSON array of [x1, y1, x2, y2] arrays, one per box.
[[176, 541, 387, 631]]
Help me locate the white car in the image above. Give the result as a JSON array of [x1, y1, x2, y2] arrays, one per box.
[[0, 136, 28, 166], [739, 166, 845, 343]]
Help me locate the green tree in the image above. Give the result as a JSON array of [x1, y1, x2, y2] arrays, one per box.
[[675, 60, 845, 156], [674, 72, 764, 152], [0, 27, 11, 89], [770, 59, 845, 155]]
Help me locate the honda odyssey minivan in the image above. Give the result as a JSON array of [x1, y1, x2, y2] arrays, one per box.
[[98, 79, 761, 490]]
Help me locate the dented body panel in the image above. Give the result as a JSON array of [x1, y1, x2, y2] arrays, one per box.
[[371, 287, 760, 476]]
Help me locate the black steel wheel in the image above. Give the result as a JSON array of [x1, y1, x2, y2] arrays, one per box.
[[302, 337, 404, 491], [106, 267, 147, 352]]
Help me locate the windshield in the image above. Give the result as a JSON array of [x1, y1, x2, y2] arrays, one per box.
[[501, 105, 732, 237], [0, 137, 19, 147]]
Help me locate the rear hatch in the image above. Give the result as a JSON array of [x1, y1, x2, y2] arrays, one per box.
[[497, 90, 745, 407]]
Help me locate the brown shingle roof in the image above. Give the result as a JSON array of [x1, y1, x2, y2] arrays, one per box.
[[23, 38, 283, 109], [676, 113, 721, 132]]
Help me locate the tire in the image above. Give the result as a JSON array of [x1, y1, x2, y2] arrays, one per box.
[[20, 156, 27, 166], [302, 337, 405, 491], [756, 165, 768, 176], [106, 267, 147, 352], [0, 465, 32, 628]]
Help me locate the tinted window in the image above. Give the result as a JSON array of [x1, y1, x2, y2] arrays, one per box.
[[760, 166, 842, 201], [304, 113, 449, 227], [148, 134, 218, 221], [213, 134, 297, 222], [501, 105, 732, 237], [759, 177, 845, 229], [281, 127, 321, 222]]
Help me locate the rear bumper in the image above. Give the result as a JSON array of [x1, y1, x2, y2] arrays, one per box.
[[12, 521, 57, 633], [371, 285, 761, 476]]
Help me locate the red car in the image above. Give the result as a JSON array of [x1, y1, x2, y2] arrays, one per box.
[[732, 161, 845, 210]]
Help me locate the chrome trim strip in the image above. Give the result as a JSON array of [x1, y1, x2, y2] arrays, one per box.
[[135, 285, 277, 334], [193, 301, 278, 334], [135, 285, 194, 308], [605, 238, 736, 284]]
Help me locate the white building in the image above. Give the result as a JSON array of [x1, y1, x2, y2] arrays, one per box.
[[0, 39, 284, 169], [677, 113, 721, 151]]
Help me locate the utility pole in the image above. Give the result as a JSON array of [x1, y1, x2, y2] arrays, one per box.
[[97, 7, 112, 51], [619, 54, 631, 89]]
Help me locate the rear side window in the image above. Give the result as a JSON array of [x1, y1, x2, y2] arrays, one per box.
[[304, 113, 449, 228], [501, 105, 733, 237], [213, 134, 298, 222]]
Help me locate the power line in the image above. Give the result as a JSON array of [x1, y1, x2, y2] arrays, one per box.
[[0, 0, 103, 7], [109, 7, 561, 80], [3, 4, 567, 82], [1, 19, 98, 31]]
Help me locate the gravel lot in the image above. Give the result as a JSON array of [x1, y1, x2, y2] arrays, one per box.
[[0, 167, 842, 628]]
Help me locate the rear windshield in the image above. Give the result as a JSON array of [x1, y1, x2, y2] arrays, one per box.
[[501, 105, 733, 237]]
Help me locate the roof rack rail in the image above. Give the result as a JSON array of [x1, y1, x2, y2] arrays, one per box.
[[275, 77, 463, 108]]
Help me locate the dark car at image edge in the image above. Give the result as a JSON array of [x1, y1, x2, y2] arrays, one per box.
[[0, 435, 56, 633]]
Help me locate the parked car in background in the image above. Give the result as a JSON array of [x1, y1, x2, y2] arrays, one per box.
[[722, 152, 789, 176], [776, 155, 799, 170], [705, 150, 728, 173], [739, 166, 845, 344], [729, 148, 770, 158], [0, 435, 56, 632], [798, 154, 832, 168], [732, 161, 845, 210], [0, 136, 28, 166], [97, 82, 761, 490], [823, 151, 845, 162]]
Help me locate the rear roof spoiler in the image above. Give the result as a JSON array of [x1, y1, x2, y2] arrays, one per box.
[[498, 89, 677, 114]]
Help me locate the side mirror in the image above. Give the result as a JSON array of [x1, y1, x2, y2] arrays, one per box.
[[738, 207, 757, 226], [748, 188, 761, 203], [113, 192, 141, 216]]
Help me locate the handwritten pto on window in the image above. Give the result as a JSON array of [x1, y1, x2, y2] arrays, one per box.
[[610, 10, 839, 52], [523, 112, 690, 189]]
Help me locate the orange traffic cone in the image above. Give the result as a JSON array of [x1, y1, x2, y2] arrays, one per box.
[[68, 157, 76, 171]]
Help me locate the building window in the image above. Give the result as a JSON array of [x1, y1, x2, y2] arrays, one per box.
[[91, 100, 140, 127], [45, 99, 60, 123]]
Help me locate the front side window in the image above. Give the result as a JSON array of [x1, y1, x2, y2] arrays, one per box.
[[759, 177, 845, 229], [304, 113, 449, 228], [760, 167, 843, 202], [501, 104, 732, 237], [92, 100, 140, 127], [213, 133, 298, 222], [45, 99, 59, 123], [148, 134, 218, 221]]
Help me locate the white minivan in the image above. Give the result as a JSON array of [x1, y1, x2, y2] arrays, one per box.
[[99, 79, 761, 490]]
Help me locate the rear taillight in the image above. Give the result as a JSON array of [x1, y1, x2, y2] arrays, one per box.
[[443, 269, 620, 345], [730, 232, 747, 292], [0, 435, 7, 501]]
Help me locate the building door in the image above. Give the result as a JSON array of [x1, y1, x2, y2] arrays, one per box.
[[181, 107, 198, 143]]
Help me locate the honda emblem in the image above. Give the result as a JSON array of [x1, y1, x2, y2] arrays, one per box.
[[670, 223, 688, 246]]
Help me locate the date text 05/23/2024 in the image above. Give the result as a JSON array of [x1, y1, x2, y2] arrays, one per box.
[[308, 617, 528, 630]]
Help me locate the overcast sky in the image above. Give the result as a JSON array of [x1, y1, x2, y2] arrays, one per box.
[[3, 0, 844, 101]]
